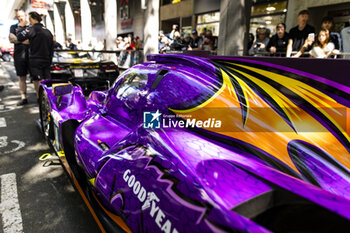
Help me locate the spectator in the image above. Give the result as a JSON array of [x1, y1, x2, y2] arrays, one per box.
[[123, 37, 130, 50], [170, 31, 184, 51], [116, 36, 124, 49], [321, 16, 341, 51], [67, 38, 77, 50], [310, 29, 337, 58], [200, 34, 216, 51], [159, 36, 171, 53], [287, 10, 315, 57], [189, 30, 203, 50], [9, 9, 30, 106], [248, 27, 269, 56], [125, 38, 135, 50], [158, 31, 166, 52], [341, 15, 350, 58], [53, 35, 62, 50], [125, 36, 141, 51], [297, 29, 336, 58], [267, 23, 289, 56], [247, 33, 255, 52], [169, 24, 179, 41], [16, 11, 54, 98], [134, 36, 142, 50], [205, 30, 218, 48], [182, 33, 193, 50], [200, 28, 207, 40]]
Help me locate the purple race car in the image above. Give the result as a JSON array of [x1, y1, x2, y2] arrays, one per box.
[[39, 54, 350, 233]]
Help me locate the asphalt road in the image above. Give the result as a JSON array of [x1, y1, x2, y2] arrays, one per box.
[[0, 61, 100, 233]]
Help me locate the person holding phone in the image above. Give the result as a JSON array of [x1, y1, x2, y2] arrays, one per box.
[[286, 10, 315, 57], [310, 29, 337, 58], [294, 29, 336, 58]]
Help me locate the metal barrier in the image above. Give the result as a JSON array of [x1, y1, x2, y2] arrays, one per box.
[[247, 51, 350, 58]]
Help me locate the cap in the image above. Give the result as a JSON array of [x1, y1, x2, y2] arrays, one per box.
[[191, 30, 198, 34]]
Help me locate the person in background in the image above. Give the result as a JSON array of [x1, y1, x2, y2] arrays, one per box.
[[267, 23, 289, 56], [159, 36, 171, 53], [16, 11, 53, 98], [341, 15, 350, 58], [125, 37, 135, 50], [158, 30, 165, 51], [205, 30, 218, 48], [310, 29, 337, 58], [170, 31, 184, 51], [200, 33, 216, 51], [53, 35, 62, 50], [133, 36, 142, 50], [67, 38, 77, 50], [248, 27, 269, 56], [116, 36, 124, 49], [169, 24, 179, 41], [321, 16, 341, 51], [247, 33, 255, 52], [297, 29, 336, 58], [9, 9, 30, 106], [182, 33, 193, 50], [286, 10, 315, 57], [158, 31, 167, 52], [200, 28, 207, 40], [188, 30, 203, 50]]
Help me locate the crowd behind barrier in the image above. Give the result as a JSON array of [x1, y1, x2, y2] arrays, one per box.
[[248, 51, 350, 58], [248, 11, 350, 59]]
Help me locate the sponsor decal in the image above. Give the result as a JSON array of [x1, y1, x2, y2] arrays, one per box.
[[123, 169, 179, 233]]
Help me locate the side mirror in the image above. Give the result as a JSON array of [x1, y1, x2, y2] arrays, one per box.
[[89, 90, 107, 104], [52, 83, 73, 97], [52, 83, 73, 109]]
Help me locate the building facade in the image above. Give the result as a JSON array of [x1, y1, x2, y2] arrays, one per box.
[[4, 0, 350, 57]]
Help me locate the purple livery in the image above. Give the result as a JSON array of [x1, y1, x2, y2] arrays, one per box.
[[39, 54, 350, 233]]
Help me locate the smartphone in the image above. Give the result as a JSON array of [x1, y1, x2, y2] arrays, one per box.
[[308, 33, 315, 40]]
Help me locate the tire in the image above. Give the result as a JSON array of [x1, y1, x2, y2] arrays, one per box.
[[39, 89, 54, 141]]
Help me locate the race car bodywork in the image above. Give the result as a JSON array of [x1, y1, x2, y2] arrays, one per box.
[[39, 54, 350, 233], [51, 51, 119, 95]]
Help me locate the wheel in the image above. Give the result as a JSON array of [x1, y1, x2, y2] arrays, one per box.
[[39, 90, 54, 140]]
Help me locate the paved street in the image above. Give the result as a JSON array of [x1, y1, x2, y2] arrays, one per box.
[[0, 61, 100, 233]]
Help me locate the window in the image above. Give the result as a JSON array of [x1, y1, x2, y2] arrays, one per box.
[[196, 12, 220, 37], [115, 73, 148, 103], [249, 1, 288, 36]]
